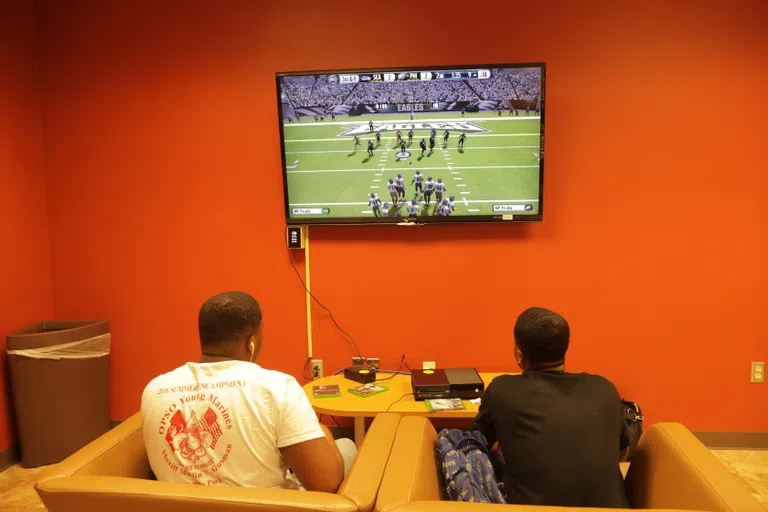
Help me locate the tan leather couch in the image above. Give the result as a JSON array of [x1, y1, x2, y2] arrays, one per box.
[[375, 417, 764, 512], [388, 505, 709, 512], [36, 412, 402, 512]]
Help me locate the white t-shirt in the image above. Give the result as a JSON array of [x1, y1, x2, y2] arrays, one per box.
[[141, 361, 324, 488]]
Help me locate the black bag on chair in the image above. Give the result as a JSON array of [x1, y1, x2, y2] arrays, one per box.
[[621, 399, 644, 461]]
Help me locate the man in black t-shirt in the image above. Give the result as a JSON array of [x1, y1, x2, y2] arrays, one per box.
[[472, 307, 630, 508]]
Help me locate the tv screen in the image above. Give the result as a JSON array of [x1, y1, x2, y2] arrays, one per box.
[[276, 63, 545, 225]]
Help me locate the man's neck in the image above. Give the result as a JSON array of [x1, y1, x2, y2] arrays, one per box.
[[200, 354, 232, 364], [529, 361, 566, 372]]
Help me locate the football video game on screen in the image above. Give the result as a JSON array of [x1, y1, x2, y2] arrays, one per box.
[[277, 63, 545, 224]]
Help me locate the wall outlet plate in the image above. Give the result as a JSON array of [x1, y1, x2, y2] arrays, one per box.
[[422, 361, 436, 370], [311, 359, 323, 380], [751, 362, 765, 383], [352, 357, 365, 366], [366, 357, 380, 369]]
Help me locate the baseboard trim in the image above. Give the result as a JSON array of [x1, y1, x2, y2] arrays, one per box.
[[0, 444, 20, 472], [694, 430, 768, 449]]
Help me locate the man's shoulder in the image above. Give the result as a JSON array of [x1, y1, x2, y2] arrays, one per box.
[[569, 372, 621, 398], [249, 365, 300, 387], [486, 373, 522, 394], [219, 363, 299, 392], [143, 364, 191, 394], [143, 362, 299, 396], [575, 372, 619, 387]]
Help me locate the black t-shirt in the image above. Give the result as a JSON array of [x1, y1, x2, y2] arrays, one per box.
[[471, 371, 630, 508]]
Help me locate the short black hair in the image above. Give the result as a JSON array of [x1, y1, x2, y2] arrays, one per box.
[[198, 291, 262, 349], [514, 307, 570, 364]]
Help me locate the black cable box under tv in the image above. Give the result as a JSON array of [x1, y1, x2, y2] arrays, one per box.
[[411, 368, 484, 401]]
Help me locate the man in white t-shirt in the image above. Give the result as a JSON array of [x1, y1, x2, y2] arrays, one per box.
[[141, 291, 355, 492]]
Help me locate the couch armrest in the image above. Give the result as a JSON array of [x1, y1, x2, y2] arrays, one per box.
[[625, 422, 764, 512], [374, 416, 443, 512], [36, 475, 358, 512], [38, 411, 151, 481], [338, 413, 401, 512]]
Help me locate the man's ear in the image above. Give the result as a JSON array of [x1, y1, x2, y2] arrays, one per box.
[[514, 345, 525, 368], [249, 323, 264, 360]]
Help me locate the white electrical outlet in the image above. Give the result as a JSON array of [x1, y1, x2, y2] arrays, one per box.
[[422, 361, 436, 370], [311, 359, 324, 380], [751, 362, 765, 383]]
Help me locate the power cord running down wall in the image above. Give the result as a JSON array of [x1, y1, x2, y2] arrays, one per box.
[[287, 243, 365, 377]]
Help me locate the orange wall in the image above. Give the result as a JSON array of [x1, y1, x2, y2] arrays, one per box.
[[40, 0, 767, 430], [0, 1, 55, 453]]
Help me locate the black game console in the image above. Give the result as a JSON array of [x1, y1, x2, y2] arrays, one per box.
[[411, 369, 451, 400], [411, 367, 485, 401], [444, 368, 485, 399]]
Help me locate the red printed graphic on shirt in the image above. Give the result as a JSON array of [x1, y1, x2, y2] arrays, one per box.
[[156, 383, 242, 485]]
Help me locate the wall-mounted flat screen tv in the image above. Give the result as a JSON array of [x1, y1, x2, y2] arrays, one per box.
[[276, 63, 545, 225]]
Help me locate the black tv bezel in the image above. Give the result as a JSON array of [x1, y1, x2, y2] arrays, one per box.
[[276, 62, 546, 226]]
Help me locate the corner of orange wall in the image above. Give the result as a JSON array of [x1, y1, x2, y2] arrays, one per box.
[[0, 0, 55, 454]]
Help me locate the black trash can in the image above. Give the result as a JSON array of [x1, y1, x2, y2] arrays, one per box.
[[6, 320, 110, 467]]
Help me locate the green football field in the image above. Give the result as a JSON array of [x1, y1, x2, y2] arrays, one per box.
[[282, 112, 541, 220]]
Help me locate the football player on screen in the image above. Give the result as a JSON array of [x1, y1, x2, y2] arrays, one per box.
[[430, 128, 437, 141], [396, 173, 406, 199], [367, 140, 374, 157], [354, 135, 361, 149], [429, 137, 435, 152], [424, 176, 435, 205], [412, 170, 424, 194], [395, 129, 402, 145], [376, 131, 381, 146], [447, 195, 457, 213], [382, 202, 390, 217], [435, 178, 446, 203], [437, 199, 451, 216], [406, 199, 420, 218], [387, 178, 399, 205], [369, 120, 374, 132], [408, 128, 414, 146], [368, 193, 382, 217], [399, 138, 407, 155], [419, 138, 427, 156], [458, 132, 466, 149], [443, 129, 450, 147]]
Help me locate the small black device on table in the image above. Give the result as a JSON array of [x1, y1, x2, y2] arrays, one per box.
[[344, 366, 377, 384]]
